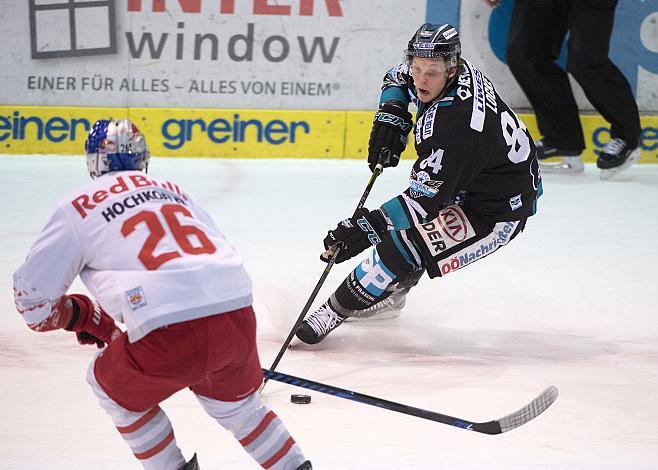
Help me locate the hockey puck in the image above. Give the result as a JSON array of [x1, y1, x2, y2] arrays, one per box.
[[290, 394, 311, 404]]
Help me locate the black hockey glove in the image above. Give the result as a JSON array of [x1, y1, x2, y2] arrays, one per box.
[[321, 208, 388, 264], [368, 101, 413, 172]]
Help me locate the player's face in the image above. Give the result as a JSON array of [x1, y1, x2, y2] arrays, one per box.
[[411, 57, 456, 103]]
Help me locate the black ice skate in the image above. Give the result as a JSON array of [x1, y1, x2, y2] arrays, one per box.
[[347, 269, 424, 321], [535, 140, 584, 173], [346, 293, 406, 321], [596, 138, 640, 180], [296, 302, 346, 344], [180, 454, 200, 470], [296, 461, 313, 470]]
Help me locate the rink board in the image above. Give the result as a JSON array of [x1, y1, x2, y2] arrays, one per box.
[[0, 105, 656, 163]]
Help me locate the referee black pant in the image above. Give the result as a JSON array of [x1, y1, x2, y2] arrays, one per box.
[[506, 0, 640, 151]]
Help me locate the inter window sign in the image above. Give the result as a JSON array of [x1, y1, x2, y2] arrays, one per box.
[[29, 0, 117, 59]]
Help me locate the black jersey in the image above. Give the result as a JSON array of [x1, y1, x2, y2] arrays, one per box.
[[379, 59, 541, 227]]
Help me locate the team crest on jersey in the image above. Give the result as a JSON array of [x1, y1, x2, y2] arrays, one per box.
[[126, 286, 147, 310], [409, 169, 443, 198]]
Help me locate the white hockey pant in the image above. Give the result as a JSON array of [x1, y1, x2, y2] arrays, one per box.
[[87, 359, 306, 470]]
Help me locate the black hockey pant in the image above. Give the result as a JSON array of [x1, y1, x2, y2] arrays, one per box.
[[332, 204, 527, 312]]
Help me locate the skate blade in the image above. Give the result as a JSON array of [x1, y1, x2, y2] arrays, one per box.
[[600, 149, 640, 181], [539, 156, 584, 174], [344, 309, 402, 322]]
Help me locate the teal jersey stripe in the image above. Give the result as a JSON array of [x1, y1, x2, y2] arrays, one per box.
[[532, 180, 544, 215], [382, 197, 412, 230]]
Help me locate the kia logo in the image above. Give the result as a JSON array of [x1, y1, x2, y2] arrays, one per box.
[[439, 207, 468, 242]]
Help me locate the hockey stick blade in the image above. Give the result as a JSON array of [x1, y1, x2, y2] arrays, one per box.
[[263, 369, 558, 435], [470, 385, 559, 434]]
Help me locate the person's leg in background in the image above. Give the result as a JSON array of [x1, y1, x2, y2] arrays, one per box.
[[566, 0, 641, 177], [506, 0, 585, 171]]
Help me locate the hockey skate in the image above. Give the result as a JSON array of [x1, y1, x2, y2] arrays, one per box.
[[296, 461, 313, 470], [346, 268, 424, 322], [180, 454, 200, 470], [596, 138, 640, 181], [296, 302, 346, 345], [345, 293, 406, 322], [535, 140, 584, 174]]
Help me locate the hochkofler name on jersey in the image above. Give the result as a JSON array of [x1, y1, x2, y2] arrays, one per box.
[[71, 174, 188, 222]]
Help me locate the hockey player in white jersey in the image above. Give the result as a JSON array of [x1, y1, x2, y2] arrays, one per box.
[[296, 24, 542, 345], [13, 119, 312, 470]]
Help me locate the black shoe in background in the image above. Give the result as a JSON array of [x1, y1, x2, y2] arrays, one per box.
[[596, 138, 640, 180], [535, 140, 584, 173], [535, 140, 583, 160]]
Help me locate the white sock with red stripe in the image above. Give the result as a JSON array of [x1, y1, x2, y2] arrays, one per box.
[[196, 392, 307, 470], [87, 363, 186, 470]]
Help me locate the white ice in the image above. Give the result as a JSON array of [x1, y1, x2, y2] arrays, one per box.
[[1, 155, 657, 469]]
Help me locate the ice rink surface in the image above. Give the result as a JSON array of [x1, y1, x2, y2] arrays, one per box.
[[1, 155, 657, 469]]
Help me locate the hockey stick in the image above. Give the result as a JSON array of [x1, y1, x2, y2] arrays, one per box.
[[261, 164, 385, 392], [263, 369, 559, 435]]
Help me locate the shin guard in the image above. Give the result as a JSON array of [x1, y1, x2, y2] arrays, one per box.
[[196, 392, 307, 470], [87, 359, 185, 469]]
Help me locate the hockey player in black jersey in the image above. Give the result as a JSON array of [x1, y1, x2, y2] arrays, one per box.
[[296, 23, 542, 345]]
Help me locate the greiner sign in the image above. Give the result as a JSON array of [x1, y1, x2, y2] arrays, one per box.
[[161, 115, 310, 149], [0, 106, 655, 161]]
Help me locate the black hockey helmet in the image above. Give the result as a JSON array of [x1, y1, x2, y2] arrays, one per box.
[[406, 23, 461, 68]]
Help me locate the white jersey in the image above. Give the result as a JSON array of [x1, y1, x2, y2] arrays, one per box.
[[13, 170, 253, 342]]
